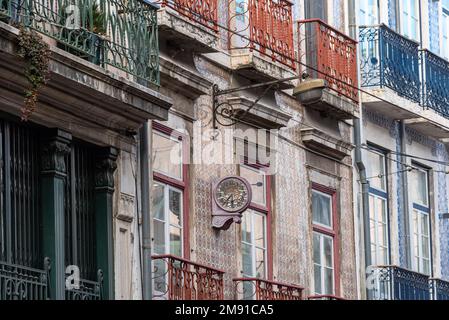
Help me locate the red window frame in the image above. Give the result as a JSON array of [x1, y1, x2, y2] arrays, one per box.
[[152, 122, 191, 259], [311, 183, 340, 296], [240, 158, 273, 280]]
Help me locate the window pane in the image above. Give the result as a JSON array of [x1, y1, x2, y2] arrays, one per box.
[[152, 183, 165, 220], [379, 246, 388, 265], [423, 259, 430, 275], [169, 189, 182, 227], [154, 220, 165, 255], [421, 235, 430, 259], [323, 236, 333, 268], [255, 248, 266, 279], [241, 214, 252, 243], [312, 191, 332, 227], [313, 233, 321, 265], [421, 214, 429, 237], [153, 131, 182, 179], [314, 264, 322, 295], [242, 243, 253, 276], [410, 169, 428, 206], [253, 213, 265, 248], [376, 198, 387, 223], [240, 166, 266, 206], [324, 267, 334, 295], [366, 150, 386, 190], [169, 226, 182, 257]]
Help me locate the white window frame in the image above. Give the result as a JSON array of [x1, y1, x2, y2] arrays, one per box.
[[152, 130, 183, 181], [412, 208, 431, 275], [313, 232, 335, 295], [369, 194, 389, 266], [240, 164, 267, 207], [442, 5, 449, 60], [400, 0, 420, 41], [152, 181, 184, 257], [312, 190, 333, 229], [408, 165, 431, 275], [241, 209, 267, 279], [359, 0, 379, 26]]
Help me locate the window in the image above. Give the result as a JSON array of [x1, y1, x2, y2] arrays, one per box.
[[240, 163, 271, 280], [359, 0, 379, 26], [312, 185, 337, 296], [152, 183, 183, 257], [151, 123, 188, 258], [241, 209, 267, 280], [401, 0, 419, 41], [442, 1, 449, 60], [152, 130, 182, 180], [366, 148, 389, 266], [152, 123, 189, 296], [409, 166, 431, 275]]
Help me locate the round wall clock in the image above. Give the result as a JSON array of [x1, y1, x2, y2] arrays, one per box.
[[214, 176, 252, 213]]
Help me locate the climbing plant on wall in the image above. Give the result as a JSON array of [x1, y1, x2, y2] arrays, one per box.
[[17, 26, 50, 121]]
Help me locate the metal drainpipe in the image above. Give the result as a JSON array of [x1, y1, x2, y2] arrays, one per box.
[[400, 120, 412, 268], [349, 0, 372, 300], [140, 121, 152, 300]]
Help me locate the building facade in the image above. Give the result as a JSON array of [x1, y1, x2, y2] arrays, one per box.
[[355, 0, 449, 300], [0, 0, 448, 301]]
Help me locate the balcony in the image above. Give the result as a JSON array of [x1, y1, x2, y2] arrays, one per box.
[[65, 271, 104, 300], [0, 259, 50, 300], [359, 25, 449, 139], [359, 24, 421, 103], [233, 278, 304, 300], [155, 0, 220, 52], [294, 19, 359, 120], [422, 50, 449, 118], [430, 278, 449, 301], [227, 0, 296, 84], [2, 0, 159, 85], [307, 295, 345, 300], [371, 266, 430, 300], [0, 0, 171, 148], [152, 255, 225, 300]]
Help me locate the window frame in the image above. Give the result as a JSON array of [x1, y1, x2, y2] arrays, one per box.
[[400, 0, 420, 41], [366, 145, 391, 266], [359, 0, 380, 26], [311, 183, 340, 297], [239, 159, 273, 280], [152, 122, 190, 259], [443, 5, 449, 60], [408, 163, 432, 276]]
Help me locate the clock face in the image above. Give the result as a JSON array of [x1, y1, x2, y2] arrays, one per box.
[[214, 177, 251, 213]]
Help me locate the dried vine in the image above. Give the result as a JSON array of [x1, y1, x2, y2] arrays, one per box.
[[17, 26, 50, 121]]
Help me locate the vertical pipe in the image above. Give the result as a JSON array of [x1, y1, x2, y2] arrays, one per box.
[[349, 0, 372, 299], [399, 120, 411, 268], [140, 121, 152, 300]]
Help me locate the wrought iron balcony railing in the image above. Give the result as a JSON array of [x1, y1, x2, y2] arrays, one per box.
[[430, 278, 449, 300], [307, 295, 345, 300], [233, 278, 304, 300], [156, 0, 218, 32], [359, 24, 421, 103], [65, 270, 104, 300], [229, 0, 295, 69], [2, 0, 159, 85], [298, 19, 359, 103], [152, 255, 225, 300], [422, 50, 449, 118], [0, 258, 51, 300], [371, 265, 430, 300]]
